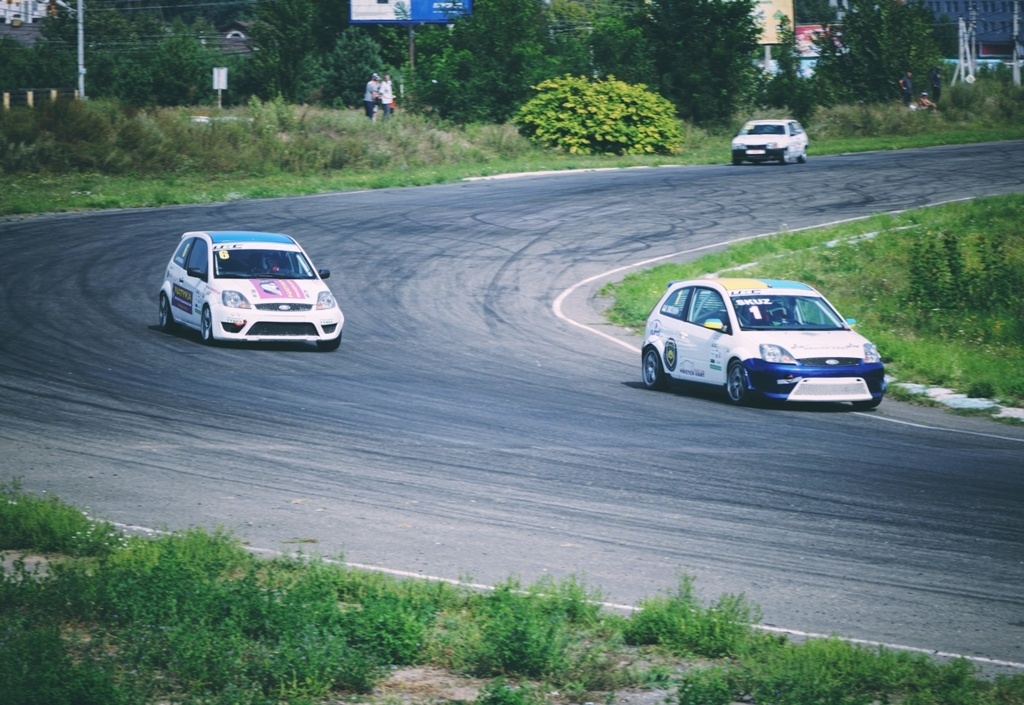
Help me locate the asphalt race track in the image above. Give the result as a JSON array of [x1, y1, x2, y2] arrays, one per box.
[[2, 141, 1024, 673]]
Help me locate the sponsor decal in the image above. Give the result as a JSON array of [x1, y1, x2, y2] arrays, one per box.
[[678, 361, 706, 378], [648, 320, 662, 338], [250, 278, 307, 300], [709, 340, 723, 368], [171, 284, 193, 314], [735, 297, 772, 305], [664, 338, 677, 371]]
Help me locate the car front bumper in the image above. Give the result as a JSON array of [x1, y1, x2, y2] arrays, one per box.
[[214, 306, 343, 342], [743, 359, 887, 403], [733, 147, 786, 163]]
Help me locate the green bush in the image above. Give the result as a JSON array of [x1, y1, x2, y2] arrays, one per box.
[[514, 75, 684, 155], [473, 579, 570, 678], [475, 677, 549, 705], [0, 479, 124, 557], [623, 575, 760, 658], [739, 637, 988, 705], [676, 665, 738, 705]]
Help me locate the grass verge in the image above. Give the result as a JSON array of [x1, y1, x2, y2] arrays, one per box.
[[2, 481, 1024, 705], [1, 95, 1023, 217]]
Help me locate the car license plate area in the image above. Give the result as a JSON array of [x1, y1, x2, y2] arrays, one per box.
[[787, 377, 871, 401], [747, 149, 765, 155], [248, 322, 319, 337]]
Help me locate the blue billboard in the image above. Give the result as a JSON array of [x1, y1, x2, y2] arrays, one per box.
[[350, 0, 471, 24]]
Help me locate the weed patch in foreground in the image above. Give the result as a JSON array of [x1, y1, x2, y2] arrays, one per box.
[[2, 484, 1023, 705]]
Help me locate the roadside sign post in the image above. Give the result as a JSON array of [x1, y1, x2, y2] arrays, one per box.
[[212, 67, 228, 109]]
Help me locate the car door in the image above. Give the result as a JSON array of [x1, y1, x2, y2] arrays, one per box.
[[652, 285, 692, 381], [679, 286, 730, 385], [788, 121, 808, 159], [173, 236, 209, 329]]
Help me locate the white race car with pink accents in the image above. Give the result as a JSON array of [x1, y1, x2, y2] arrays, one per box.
[[158, 231, 344, 351]]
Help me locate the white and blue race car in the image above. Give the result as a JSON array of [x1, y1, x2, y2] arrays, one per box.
[[158, 231, 343, 351], [641, 278, 885, 409]]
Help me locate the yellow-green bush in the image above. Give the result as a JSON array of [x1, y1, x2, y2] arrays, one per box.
[[514, 75, 683, 155]]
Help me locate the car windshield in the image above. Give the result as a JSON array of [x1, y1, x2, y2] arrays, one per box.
[[731, 294, 846, 331], [742, 123, 785, 135], [213, 248, 316, 279]]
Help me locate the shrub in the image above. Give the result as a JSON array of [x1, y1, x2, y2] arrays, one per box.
[[677, 665, 738, 705], [474, 579, 570, 678], [514, 75, 684, 155], [476, 677, 549, 705], [0, 479, 124, 557], [623, 575, 759, 658]]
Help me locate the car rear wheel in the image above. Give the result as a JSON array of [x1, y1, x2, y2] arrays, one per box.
[[158, 293, 176, 332], [316, 333, 342, 352], [200, 306, 215, 345], [725, 360, 751, 405], [642, 348, 668, 391]]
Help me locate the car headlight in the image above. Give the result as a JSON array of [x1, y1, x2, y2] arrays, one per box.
[[760, 343, 797, 364], [764, 141, 778, 149], [316, 291, 337, 310], [863, 343, 881, 363], [732, 141, 743, 149], [221, 290, 251, 309]]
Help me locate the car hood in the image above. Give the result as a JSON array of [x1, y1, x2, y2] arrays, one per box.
[[245, 278, 327, 301], [733, 134, 790, 145], [754, 330, 870, 357]]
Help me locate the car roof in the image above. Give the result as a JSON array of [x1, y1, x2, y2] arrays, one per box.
[[667, 277, 818, 295], [744, 119, 793, 124], [183, 231, 297, 245]]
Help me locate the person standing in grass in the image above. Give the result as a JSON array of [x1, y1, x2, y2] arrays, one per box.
[[378, 73, 394, 121], [929, 65, 942, 103], [899, 70, 914, 107], [364, 72, 382, 121]]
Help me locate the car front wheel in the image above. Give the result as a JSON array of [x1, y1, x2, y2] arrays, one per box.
[[725, 361, 751, 405], [642, 348, 668, 391], [158, 293, 175, 332], [200, 306, 215, 345], [852, 397, 882, 411]]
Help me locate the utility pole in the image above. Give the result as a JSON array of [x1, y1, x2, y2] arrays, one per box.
[[55, 0, 85, 99], [76, 0, 84, 99], [1014, 0, 1021, 87], [952, 15, 976, 84]]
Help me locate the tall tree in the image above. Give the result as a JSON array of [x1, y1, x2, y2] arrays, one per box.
[[589, 0, 656, 85], [154, 19, 220, 106], [811, 0, 942, 105], [763, 20, 816, 122], [641, 0, 762, 126], [321, 27, 385, 108], [408, 0, 557, 123], [248, 0, 323, 102]]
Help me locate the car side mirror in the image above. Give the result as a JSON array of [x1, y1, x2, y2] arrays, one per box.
[[704, 318, 727, 333], [318, 268, 331, 280], [186, 267, 207, 282]]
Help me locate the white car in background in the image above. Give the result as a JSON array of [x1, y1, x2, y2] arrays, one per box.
[[641, 277, 886, 409], [158, 231, 344, 351], [731, 119, 808, 165]]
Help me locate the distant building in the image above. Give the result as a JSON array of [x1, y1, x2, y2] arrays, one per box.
[[1, 0, 48, 46]]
